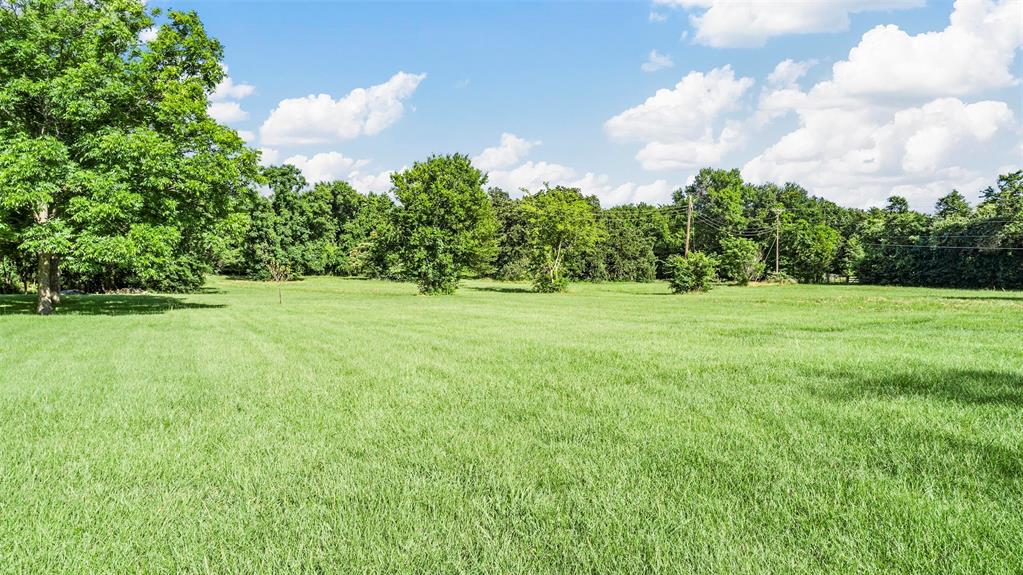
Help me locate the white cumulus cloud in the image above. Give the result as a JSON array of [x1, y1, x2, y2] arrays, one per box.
[[212, 75, 256, 102], [743, 98, 1015, 208], [822, 0, 1022, 99], [641, 49, 675, 72], [767, 59, 816, 87], [488, 161, 676, 206], [207, 66, 255, 125], [473, 133, 541, 171], [653, 0, 924, 47], [605, 66, 754, 170], [258, 148, 280, 166], [207, 101, 248, 123], [274, 152, 394, 193], [259, 72, 426, 146], [283, 152, 372, 184], [476, 135, 677, 206], [743, 0, 1022, 209]]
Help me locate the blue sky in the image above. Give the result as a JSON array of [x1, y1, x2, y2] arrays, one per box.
[[151, 0, 1022, 210]]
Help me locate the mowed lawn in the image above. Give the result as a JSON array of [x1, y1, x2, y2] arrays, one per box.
[[0, 277, 1021, 574]]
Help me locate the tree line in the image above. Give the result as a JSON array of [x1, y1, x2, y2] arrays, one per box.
[[1, 1, 1021, 313], [214, 162, 1023, 294]]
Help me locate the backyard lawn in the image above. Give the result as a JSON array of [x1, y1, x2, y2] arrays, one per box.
[[1, 277, 1020, 573]]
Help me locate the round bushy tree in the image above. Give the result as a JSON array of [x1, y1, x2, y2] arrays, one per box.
[[0, 1, 259, 313], [520, 186, 604, 293], [666, 252, 717, 293], [391, 154, 498, 294], [718, 237, 765, 286]]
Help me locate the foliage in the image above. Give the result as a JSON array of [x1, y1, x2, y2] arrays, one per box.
[[0, 256, 19, 293], [488, 188, 531, 280], [0, 0, 259, 308], [520, 185, 605, 292], [666, 252, 717, 293], [598, 207, 659, 282], [391, 154, 498, 294], [763, 271, 797, 284], [673, 168, 749, 254], [934, 190, 972, 220], [855, 177, 1023, 289], [783, 221, 840, 283], [835, 235, 865, 282], [718, 237, 764, 286]]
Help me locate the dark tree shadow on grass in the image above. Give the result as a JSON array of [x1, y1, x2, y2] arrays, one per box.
[[222, 275, 306, 283], [815, 368, 1023, 407], [941, 296, 1023, 303], [0, 294, 225, 316], [465, 285, 534, 294]]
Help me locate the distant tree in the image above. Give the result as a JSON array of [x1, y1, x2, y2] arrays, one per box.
[[391, 154, 498, 294], [934, 190, 972, 220], [200, 206, 253, 277], [265, 165, 315, 272], [673, 168, 748, 254], [0, 1, 259, 313], [835, 235, 865, 283], [241, 195, 293, 281], [520, 185, 605, 292], [885, 196, 910, 214], [344, 192, 399, 278], [310, 180, 364, 275], [599, 209, 657, 282], [783, 221, 840, 283], [978, 170, 1023, 220], [266, 257, 291, 305], [488, 188, 531, 280], [666, 252, 717, 293], [856, 202, 931, 285], [718, 237, 764, 286]]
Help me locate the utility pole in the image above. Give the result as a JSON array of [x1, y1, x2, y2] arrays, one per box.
[[772, 208, 783, 273], [684, 191, 693, 258]]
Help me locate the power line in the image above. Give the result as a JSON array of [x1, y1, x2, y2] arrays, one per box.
[[864, 244, 1023, 251], [693, 216, 774, 236]]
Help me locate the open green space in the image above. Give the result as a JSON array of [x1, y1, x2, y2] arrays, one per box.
[[1, 277, 1021, 573]]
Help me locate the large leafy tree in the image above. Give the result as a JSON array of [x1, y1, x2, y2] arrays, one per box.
[[599, 208, 657, 282], [718, 236, 764, 285], [0, 0, 259, 314], [342, 192, 398, 279], [488, 188, 531, 280], [783, 221, 840, 283], [673, 168, 748, 254], [520, 185, 605, 292], [391, 154, 498, 294]]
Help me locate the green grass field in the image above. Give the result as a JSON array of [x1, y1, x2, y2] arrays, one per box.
[[1, 277, 1021, 573]]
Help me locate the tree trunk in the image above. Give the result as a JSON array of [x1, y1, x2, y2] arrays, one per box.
[[36, 253, 55, 315], [49, 256, 61, 306], [34, 205, 55, 315]]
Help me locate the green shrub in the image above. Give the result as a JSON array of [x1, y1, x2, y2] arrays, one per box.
[[0, 257, 19, 294], [719, 237, 765, 286], [764, 271, 797, 284], [666, 252, 717, 293]]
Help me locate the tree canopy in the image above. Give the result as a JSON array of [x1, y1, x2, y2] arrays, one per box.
[[519, 185, 605, 292], [0, 0, 259, 313], [391, 154, 498, 294], [2, 3, 1019, 307]]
